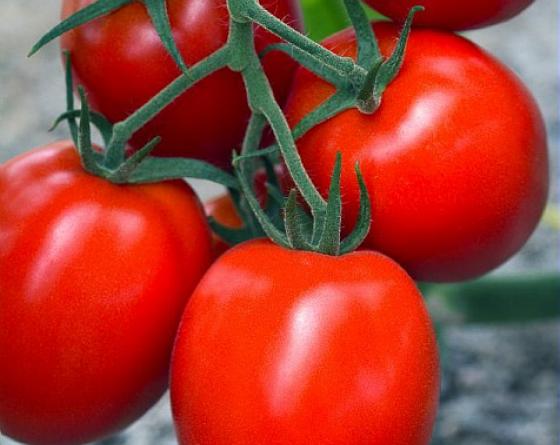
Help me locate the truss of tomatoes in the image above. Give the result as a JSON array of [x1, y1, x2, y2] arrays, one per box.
[[0, 1, 549, 445]]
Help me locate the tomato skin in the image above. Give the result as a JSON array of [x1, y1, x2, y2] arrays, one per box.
[[0, 141, 212, 445], [365, 0, 534, 30], [60, 0, 302, 169], [284, 23, 548, 282], [171, 239, 439, 445], [204, 165, 291, 258], [204, 194, 243, 258]]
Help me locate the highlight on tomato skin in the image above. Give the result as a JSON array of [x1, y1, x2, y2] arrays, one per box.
[[60, 0, 303, 170], [284, 22, 549, 283], [364, 0, 535, 30], [0, 141, 213, 445], [170, 239, 440, 445]]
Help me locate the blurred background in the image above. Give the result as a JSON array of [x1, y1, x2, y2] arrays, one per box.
[[0, 0, 558, 444]]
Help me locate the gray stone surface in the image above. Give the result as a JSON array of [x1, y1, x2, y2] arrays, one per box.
[[0, 1, 558, 444]]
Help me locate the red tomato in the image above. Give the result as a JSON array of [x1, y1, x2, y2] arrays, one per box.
[[204, 164, 291, 258], [204, 194, 243, 258], [0, 141, 212, 445], [171, 239, 440, 445], [60, 0, 303, 169], [365, 0, 534, 30], [284, 23, 548, 282]]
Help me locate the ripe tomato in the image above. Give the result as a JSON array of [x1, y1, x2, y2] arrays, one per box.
[[364, 0, 534, 30], [285, 23, 548, 282], [0, 141, 212, 445], [204, 194, 242, 258], [204, 164, 291, 258], [171, 239, 440, 445], [60, 0, 303, 169]]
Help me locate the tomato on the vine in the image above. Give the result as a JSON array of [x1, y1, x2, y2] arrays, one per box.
[[285, 23, 548, 282], [61, 0, 303, 169], [0, 141, 212, 445], [171, 239, 440, 445], [364, 0, 534, 30]]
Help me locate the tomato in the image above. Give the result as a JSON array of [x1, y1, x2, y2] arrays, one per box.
[[60, 0, 303, 169], [364, 0, 534, 30], [284, 23, 548, 282], [170, 239, 440, 445], [0, 141, 212, 445], [204, 194, 243, 258], [204, 164, 291, 258]]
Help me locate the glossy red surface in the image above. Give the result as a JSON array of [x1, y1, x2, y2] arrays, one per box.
[[285, 23, 548, 282], [61, 0, 302, 169], [171, 239, 440, 445], [365, 0, 534, 30], [0, 141, 212, 444]]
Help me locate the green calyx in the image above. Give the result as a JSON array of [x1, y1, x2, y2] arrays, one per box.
[[356, 6, 423, 113], [233, 150, 371, 256]]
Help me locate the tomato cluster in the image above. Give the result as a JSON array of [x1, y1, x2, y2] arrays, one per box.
[[0, 1, 548, 445]]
